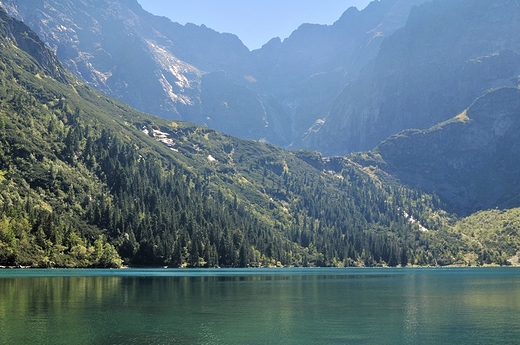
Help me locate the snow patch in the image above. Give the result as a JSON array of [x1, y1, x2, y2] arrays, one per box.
[[401, 208, 429, 232], [142, 127, 176, 149]]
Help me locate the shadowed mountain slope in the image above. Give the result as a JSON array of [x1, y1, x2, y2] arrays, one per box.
[[352, 87, 520, 216], [302, 0, 520, 155]]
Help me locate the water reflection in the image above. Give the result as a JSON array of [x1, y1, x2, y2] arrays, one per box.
[[1, 268, 520, 344]]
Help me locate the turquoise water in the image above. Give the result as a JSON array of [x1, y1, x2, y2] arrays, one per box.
[[1, 268, 520, 344]]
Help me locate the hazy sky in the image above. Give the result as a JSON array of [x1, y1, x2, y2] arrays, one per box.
[[137, 1, 373, 50]]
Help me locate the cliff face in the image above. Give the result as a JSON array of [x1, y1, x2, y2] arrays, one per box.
[[0, 6, 67, 82], [1, 0, 199, 117], [369, 87, 520, 215], [301, 0, 520, 155]]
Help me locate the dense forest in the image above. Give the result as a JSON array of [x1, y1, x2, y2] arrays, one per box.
[[0, 8, 517, 268]]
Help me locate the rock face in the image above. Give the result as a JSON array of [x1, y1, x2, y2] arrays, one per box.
[[0, 6, 67, 82], [0, 0, 427, 146], [301, 0, 520, 155], [0, 0, 266, 138], [370, 87, 520, 215]]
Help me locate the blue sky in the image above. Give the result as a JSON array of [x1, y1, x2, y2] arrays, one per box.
[[137, 1, 373, 50]]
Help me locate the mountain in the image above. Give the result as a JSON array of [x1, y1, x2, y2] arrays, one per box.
[[2, 2, 520, 268], [0, 6, 475, 268], [252, 0, 430, 144], [302, 0, 520, 155], [4, 4, 519, 268], [0, 0, 263, 135], [7, 0, 520, 158], [0, 0, 429, 149], [352, 87, 520, 216]]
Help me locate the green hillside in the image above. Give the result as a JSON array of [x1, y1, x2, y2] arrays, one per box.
[[452, 208, 520, 266]]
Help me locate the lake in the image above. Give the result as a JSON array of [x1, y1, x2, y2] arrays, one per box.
[[1, 267, 520, 344]]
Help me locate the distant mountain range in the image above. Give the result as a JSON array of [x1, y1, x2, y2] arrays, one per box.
[[5, 0, 519, 156], [0, 0, 430, 149], [1, 0, 520, 268]]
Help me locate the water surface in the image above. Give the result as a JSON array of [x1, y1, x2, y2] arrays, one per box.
[[1, 267, 519, 344]]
